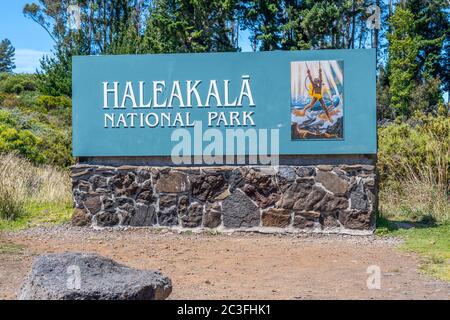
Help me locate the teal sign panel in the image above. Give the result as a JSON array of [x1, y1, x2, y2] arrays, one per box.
[[72, 49, 376, 156]]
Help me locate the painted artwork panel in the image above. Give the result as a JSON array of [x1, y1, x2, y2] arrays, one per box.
[[291, 60, 344, 140]]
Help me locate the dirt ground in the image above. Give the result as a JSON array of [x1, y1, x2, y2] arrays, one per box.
[[1, 225, 449, 300]]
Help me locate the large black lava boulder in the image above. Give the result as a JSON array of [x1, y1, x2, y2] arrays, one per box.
[[18, 252, 172, 300]]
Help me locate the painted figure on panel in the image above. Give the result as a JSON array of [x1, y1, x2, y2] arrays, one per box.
[[291, 60, 344, 139]]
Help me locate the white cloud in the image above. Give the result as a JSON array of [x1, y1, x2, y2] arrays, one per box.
[[14, 49, 51, 74]]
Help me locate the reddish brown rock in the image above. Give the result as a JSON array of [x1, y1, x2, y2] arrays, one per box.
[[320, 213, 340, 228], [84, 194, 102, 214], [155, 171, 189, 193], [262, 208, 291, 227], [338, 211, 374, 230], [316, 170, 349, 195], [71, 208, 91, 227], [292, 215, 315, 229], [242, 170, 280, 208]]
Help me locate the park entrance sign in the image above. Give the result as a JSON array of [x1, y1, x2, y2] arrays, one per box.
[[71, 49, 377, 234], [72, 50, 376, 157]]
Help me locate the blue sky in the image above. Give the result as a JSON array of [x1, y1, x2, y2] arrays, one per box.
[[0, 1, 252, 73], [0, 0, 54, 73]]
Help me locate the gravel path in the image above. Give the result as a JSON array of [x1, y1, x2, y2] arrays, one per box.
[[1, 225, 449, 300]]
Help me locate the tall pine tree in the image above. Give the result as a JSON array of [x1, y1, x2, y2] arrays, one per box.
[[0, 39, 16, 73], [387, 7, 423, 117], [143, 0, 238, 53]]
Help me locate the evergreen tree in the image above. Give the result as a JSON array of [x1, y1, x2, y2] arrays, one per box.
[[24, 0, 150, 95], [387, 7, 423, 117], [37, 48, 73, 97], [0, 39, 16, 73], [238, 0, 284, 51], [385, 1, 448, 117], [404, 0, 450, 80], [24, 0, 148, 56], [442, 38, 450, 93], [142, 0, 238, 53]]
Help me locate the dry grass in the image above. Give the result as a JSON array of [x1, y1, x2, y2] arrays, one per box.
[[0, 153, 71, 221], [380, 131, 450, 224], [380, 178, 450, 224]]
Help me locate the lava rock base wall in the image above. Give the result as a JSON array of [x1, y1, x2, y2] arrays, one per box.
[[71, 164, 377, 233]]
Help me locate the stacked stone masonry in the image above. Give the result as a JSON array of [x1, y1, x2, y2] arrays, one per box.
[[71, 164, 377, 232]]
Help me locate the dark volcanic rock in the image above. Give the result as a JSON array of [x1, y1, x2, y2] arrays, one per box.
[[320, 212, 340, 228], [84, 194, 101, 215], [111, 173, 139, 198], [71, 163, 377, 232], [96, 211, 119, 227], [181, 202, 203, 228], [89, 175, 107, 190], [295, 167, 316, 177], [276, 167, 296, 184], [338, 211, 373, 230], [136, 190, 155, 204], [227, 168, 245, 191], [292, 186, 326, 211], [77, 180, 90, 193], [292, 215, 315, 229], [157, 207, 178, 226], [277, 178, 315, 209], [18, 252, 172, 300], [159, 194, 177, 208], [350, 180, 369, 211], [222, 189, 260, 228], [190, 174, 227, 202], [314, 193, 349, 212], [102, 197, 116, 213], [204, 202, 222, 228], [123, 203, 157, 226], [242, 170, 280, 208], [177, 195, 190, 217]]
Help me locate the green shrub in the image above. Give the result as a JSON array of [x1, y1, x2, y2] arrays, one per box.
[[0, 73, 73, 169], [37, 50, 72, 97], [37, 95, 71, 110], [0, 124, 44, 164], [16, 91, 41, 110], [0, 73, 38, 94], [40, 130, 74, 167], [378, 115, 450, 183], [0, 92, 18, 108], [0, 109, 16, 125], [378, 115, 450, 223], [0, 108, 73, 167]]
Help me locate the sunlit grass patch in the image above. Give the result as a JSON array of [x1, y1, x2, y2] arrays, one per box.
[[0, 200, 72, 231], [0, 241, 25, 255], [0, 153, 72, 231], [377, 218, 450, 281]]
